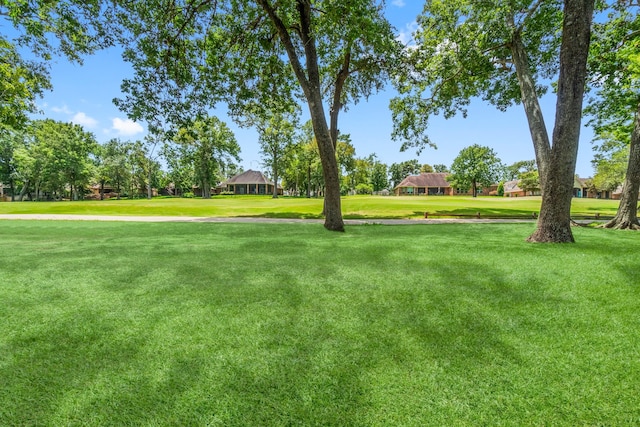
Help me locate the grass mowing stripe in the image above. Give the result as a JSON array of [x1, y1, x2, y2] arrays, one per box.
[[0, 221, 639, 425]]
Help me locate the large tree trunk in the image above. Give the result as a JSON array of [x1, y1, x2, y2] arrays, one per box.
[[202, 178, 211, 199], [602, 102, 640, 230], [309, 100, 345, 231], [528, 0, 594, 243]]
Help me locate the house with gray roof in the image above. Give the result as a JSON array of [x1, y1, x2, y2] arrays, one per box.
[[218, 170, 282, 195]]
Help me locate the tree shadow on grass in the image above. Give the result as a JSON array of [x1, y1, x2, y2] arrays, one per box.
[[2, 224, 638, 425]]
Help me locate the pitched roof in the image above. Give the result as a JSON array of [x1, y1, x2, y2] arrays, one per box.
[[223, 170, 274, 185], [395, 173, 451, 189], [503, 180, 522, 193]]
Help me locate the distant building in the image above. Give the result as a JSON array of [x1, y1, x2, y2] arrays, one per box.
[[394, 173, 494, 196], [219, 170, 283, 195]]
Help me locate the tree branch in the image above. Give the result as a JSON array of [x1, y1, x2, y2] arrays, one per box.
[[256, 0, 311, 94], [517, 0, 546, 33]]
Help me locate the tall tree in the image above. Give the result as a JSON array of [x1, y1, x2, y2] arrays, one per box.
[[505, 160, 537, 181], [0, 128, 22, 200], [448, 144, 502, 197], [371, 158, 389, 192], [161, 142, 195, 197], [174, 117, 240, 199], [585, 2, 640, 229], [100, 138, 135, 200], [391, 0, 594, 242], [112, 0, 401, 231]]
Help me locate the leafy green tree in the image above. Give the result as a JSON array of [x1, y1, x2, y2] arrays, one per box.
[[174, 117, 240, 199], [256, 114, 296, 198], [591, 145, 628, 194], [518, 170, 541, 195], [505, 160, 537, 181], [0, 40, 50, 129], [448, 144, 502, 197], [0, 128, 23, 200], [420, 164, 434, 173], [391, 0, 595, 242], [585, 2, 640, 229], [100, 139, 135, 200], [28, 119, 98, 200], [371, 160, 389, 192], [433, 164, 449, 173], [111, 0, 402, 231], [161, 142, 195, 197]]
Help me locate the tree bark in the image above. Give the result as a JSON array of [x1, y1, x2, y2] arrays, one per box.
[[602, 102, 640, 230], [528, 0, 594, 243], [272, 150, 279, 198], [510, 31, 552, 192]]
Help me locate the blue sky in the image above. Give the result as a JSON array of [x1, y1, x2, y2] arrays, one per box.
[[15, 1, 594, 177]]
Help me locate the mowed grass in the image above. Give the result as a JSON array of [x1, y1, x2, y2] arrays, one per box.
[[0, 195, 621, 218], [1, 221, 639, 425]]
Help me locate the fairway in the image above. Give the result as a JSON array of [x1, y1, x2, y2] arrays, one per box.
[[1, 220, 639, 425], [0, 195, 621, 219]]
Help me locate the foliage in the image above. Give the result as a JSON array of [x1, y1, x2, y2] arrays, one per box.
[[355, 182, 373, 195], [585, 2, 639, 148], [23, 119, 98, 200], [388, 159, 421, 188], [419, 163, 434, 173], [390, 0, 563, 152], [0, 39, 50, 129], [591, 146, 628, 192], [505, 160, 536, 181], [497, 181, 505, 197], [256, 113, 296, 198], [174, 117, 240, 199], [448, 144, 502, 197], [370, 160, 389, 192], [0, 0, 111, 129], [160, 142, 195, 197], [518, 170, 540, 195], [433, 163, 449, 173], [584, 1, 640, 229]]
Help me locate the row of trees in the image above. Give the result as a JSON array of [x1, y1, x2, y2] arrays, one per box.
[[1, 115, 539, 202], [2, 0, 639, 241], [0, 117, 242, 201]]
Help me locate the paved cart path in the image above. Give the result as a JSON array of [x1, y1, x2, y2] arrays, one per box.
[[0, 214, 540, 225]]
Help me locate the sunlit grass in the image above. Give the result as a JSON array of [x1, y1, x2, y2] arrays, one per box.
[[1, 221, 639, 425], [0, 195, 621, 219]]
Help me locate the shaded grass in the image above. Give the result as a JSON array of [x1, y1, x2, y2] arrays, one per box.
[[1, 221, 639, 425], [0, 195, 621, 219]]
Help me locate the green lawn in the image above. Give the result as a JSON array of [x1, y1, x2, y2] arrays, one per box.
[[1, 221, 639, 425], [0, 195, 621, 218]]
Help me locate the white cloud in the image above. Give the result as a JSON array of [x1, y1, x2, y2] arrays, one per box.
[[51, 104, 72, 114], [72, 112, 98, 128], [396, 21, 420, 48], [112, 117, 144, 136], [392, 0, 406, 6]]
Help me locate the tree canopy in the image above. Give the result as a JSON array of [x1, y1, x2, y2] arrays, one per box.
[[448, 144, 502, 197]]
